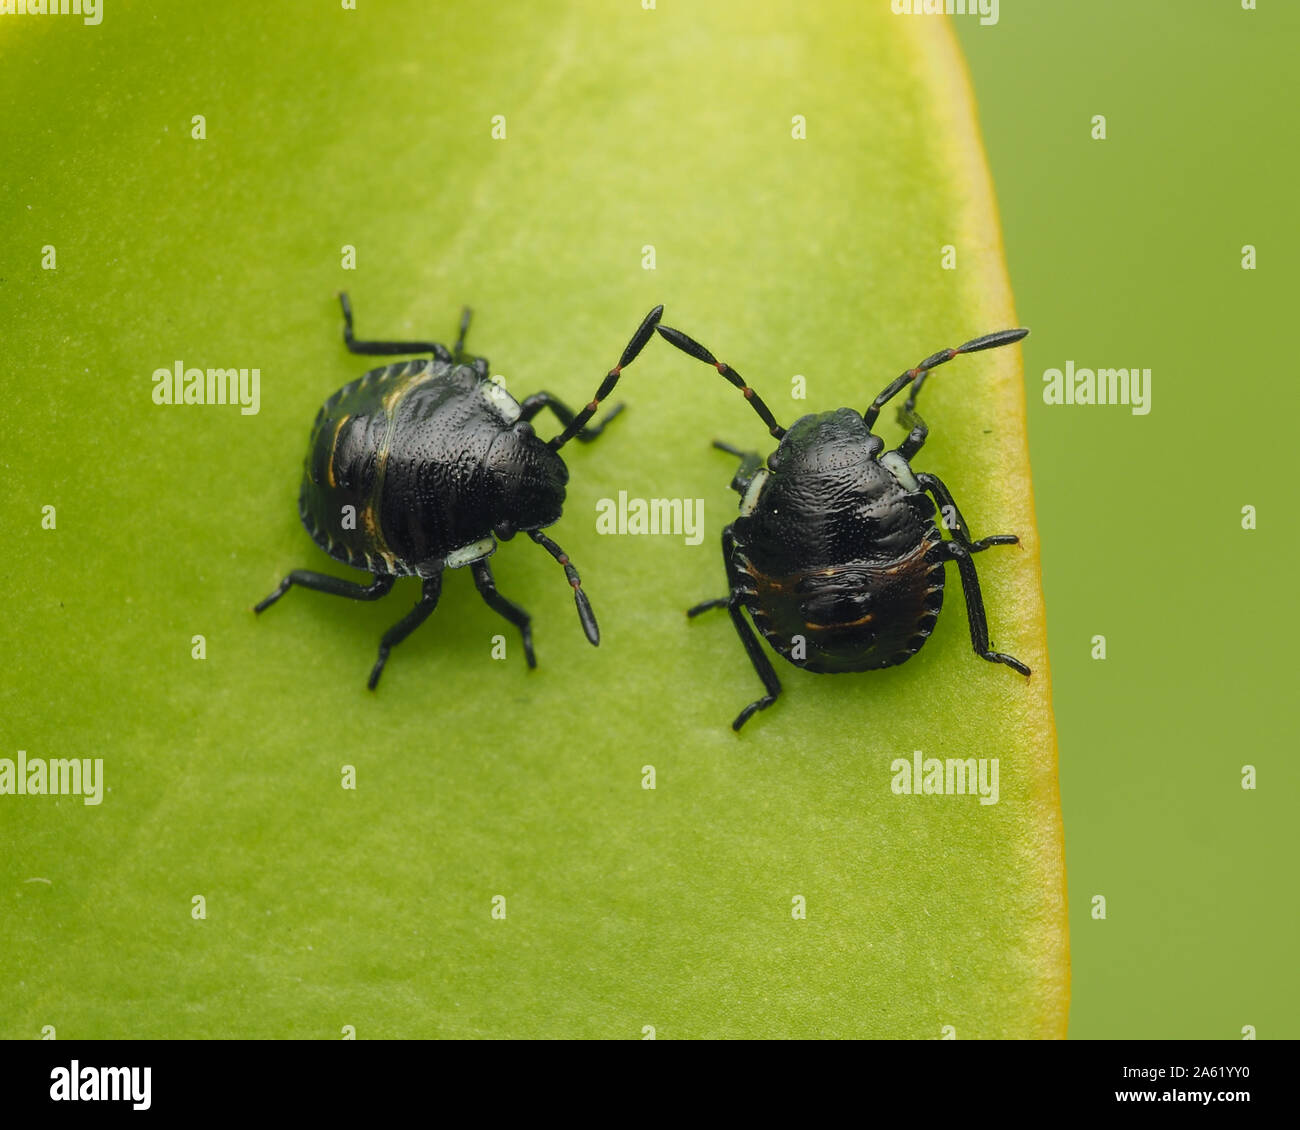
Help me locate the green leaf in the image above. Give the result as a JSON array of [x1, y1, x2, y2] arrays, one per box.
[[2, 1, 1066, 1038]]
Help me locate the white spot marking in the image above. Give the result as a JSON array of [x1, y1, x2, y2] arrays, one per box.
[[880, 451, 920, 493], [445, 536, 498, 569], [739, 469, 769, 517], [482, 378, 521, 422]]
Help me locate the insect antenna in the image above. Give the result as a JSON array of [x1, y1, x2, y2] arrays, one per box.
[[863, 328, 1028, 427], [655, 324, 786, 440], [549, 305, 664, 451]]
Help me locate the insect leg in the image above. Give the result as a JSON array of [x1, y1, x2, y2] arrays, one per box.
[[919, 472, 1029, 676], [697, 524, 781, 729], [864, 327, 1028, 428], [452, 306, 473, 361], [337, 292, 454, 363], [917, 471, 1021, 553], [548, 305, 664, 450], [711, 440, 765, 494], [368, 574, 443, 689], [893, 367, 933, 460], [895, 406, 929, 460], [654, 326, 787, 440], [254, 570, 394, 613], [688, 522, 743, 615], [519, 392, 624, 442], [471, 560, 536, 668], [726, 595, 783, 731], [941, 541, 1031, 676], [527, 530, 599, 646]]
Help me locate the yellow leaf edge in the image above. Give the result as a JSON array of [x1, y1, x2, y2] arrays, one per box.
[[911, 14, 1072, 1038]]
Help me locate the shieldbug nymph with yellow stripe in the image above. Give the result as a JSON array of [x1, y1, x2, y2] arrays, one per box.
[[256, 294, 663, 688]]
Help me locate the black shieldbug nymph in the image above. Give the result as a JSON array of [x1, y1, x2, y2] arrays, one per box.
[[655, 320, 1032, 730], [256, 294, 663, 688]]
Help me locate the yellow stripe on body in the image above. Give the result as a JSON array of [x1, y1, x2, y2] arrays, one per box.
[[363, 362, 439, 567]]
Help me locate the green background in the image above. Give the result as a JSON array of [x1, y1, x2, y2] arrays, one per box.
[[3, 0, 1290, 1041], [957, 0, 1296, 1038], [1, 0, 1068, 1039]]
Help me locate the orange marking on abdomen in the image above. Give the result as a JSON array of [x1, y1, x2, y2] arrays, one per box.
[[325, 413, 351, 489], [804, 613, 874, 632]]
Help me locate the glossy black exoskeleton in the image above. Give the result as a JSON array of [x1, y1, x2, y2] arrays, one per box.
[[256, 294, 663, 688], [655, 320, 1033, 730]]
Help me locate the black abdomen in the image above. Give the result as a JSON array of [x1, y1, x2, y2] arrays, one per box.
[[737, 527, 947, 673], [297, 359, 517, 575], [298, 359, 451, 575]]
